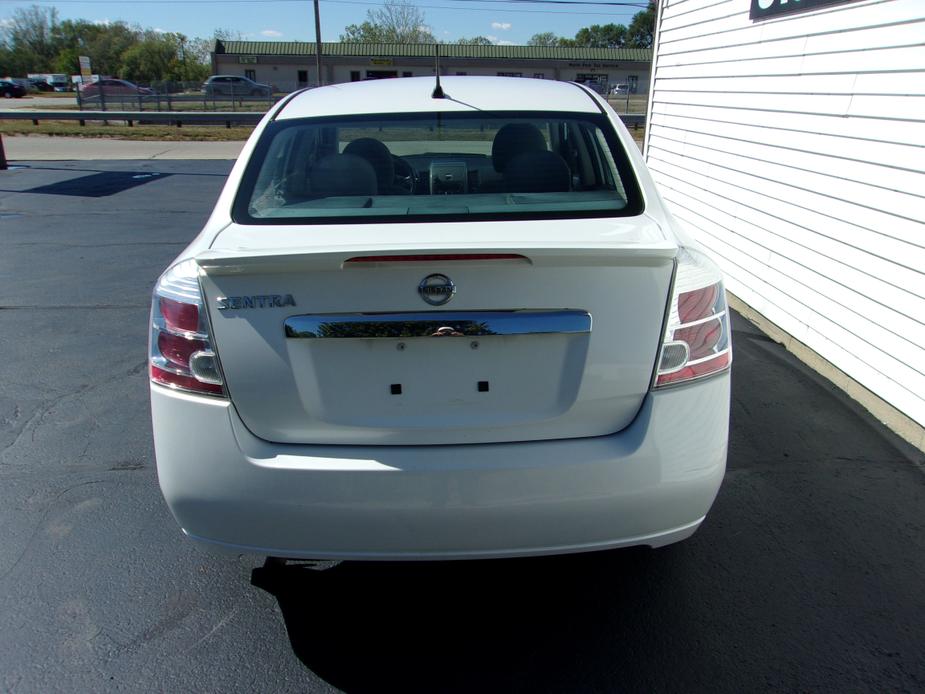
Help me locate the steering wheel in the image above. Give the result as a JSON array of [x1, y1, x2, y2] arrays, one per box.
[[392, 156, 417, 194]]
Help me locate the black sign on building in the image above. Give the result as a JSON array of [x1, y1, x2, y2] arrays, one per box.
[[750, 0, 861, 20]]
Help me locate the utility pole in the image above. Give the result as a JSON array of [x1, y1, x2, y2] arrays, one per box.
[[313, 0, 324, 86]]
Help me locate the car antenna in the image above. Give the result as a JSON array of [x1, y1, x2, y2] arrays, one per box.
[[432, 43, 446, 99]]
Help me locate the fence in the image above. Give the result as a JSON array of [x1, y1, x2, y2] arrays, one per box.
[[77, 90, 279, 113]]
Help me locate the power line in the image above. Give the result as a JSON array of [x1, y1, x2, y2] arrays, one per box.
[[0, 0, 644, 18], [0, 0, 647, 6], [327, 0, 643, 14]]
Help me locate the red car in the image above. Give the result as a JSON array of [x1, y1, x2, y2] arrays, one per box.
[[81, 79, 154, 96]]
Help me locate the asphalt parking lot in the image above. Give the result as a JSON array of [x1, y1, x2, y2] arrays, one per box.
[[1, 160, 923, 693]]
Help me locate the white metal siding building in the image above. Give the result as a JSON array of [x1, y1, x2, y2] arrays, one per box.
[[645, 0, 925, 444]]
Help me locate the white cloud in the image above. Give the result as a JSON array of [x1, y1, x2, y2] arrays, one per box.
[[260, 29, 283, 38], [497, 40, 515, 45], [491, 22, 512, 31], [486, 35, 499, 43], [93, 19, 112, 27], [153, 27, 167, 34], [0, 18, 15, 30]]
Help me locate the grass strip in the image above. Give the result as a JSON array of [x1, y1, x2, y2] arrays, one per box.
[[0, 121, 254, 141]]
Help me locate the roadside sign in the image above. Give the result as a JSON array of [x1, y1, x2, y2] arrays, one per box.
[[78, 56, 92, 81]]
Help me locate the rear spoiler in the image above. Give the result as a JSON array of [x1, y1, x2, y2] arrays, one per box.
[[195, 243, 678, 275]]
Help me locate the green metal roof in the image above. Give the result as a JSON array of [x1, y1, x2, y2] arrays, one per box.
[[215, 41, 651, 63]]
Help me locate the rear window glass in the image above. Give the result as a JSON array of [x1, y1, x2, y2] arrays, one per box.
[[233, 111, 643, 224]]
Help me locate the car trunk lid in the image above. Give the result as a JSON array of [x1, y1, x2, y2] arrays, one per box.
[[197, 217, 676, 445]]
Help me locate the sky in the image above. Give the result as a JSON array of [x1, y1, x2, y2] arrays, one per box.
[[0, 0, 646, 46]]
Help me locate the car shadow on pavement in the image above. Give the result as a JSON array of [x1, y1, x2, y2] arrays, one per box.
[[252, 546, 687, 693]]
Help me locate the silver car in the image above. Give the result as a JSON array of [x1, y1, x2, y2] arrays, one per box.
[[202, 74, 272, 97]]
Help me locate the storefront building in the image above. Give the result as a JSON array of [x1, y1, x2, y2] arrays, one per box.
[[212, 41, 652, 94]]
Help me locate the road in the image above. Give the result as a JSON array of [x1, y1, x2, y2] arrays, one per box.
[[2, 135, 245, 160], [0, 160, 923, 693], [1, 95, 78, 109]]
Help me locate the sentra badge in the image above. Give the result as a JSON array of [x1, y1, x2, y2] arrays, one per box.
[[217, 294, 296, 310]]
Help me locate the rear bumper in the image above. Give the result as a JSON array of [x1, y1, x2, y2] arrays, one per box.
[[151, 374, 729, 560]]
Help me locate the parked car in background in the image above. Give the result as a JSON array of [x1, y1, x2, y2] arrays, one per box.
[[150, 76, 732, 563], [27, 78, 55, 92], [202, 75, 272, 97], [80, 79, 154, 96], [610, 84, 630, 95], [7, 78, 37, 93], [27, 73, 69, 91], [0, 80, 28, 98]]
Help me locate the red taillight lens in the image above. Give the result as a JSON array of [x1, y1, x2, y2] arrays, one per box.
[[150, 365, 224, 395], [157, 332, 206, 369], [159, 297, 200, 333], [655, 250, 732, 388], [674, 318, 723, 359], [149, 260, 225, 397], [678, 285, 718, 324], [655, 352, 731, 387]]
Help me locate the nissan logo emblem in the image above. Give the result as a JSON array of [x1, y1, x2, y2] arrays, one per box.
[[418, 273, 456, 306]]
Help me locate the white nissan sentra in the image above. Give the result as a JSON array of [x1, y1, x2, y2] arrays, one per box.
[[149, 76, 731, 560]]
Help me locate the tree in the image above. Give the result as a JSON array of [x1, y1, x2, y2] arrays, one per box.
[[527, 32, 560, 47], [70, 21, 141, 76], [121, 38, 176, 83], [626, 1, 656, 48], [456, 36, 494, 45], [563, 4, 655, 51], [0, 5, 210, 82], [2, 5, 61, 72], [573, 23, 627, 48], [340, 0, 436, 43], [7, 5, 58, 72]]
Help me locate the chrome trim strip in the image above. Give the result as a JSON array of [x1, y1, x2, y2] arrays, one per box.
[[284, 310, 592, 339]]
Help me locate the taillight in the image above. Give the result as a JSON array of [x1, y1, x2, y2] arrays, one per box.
[[149, 259, 225, 397], [655, 248, 732, 388]]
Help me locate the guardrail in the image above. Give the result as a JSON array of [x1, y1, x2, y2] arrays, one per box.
[[77, 92, 279, 113]]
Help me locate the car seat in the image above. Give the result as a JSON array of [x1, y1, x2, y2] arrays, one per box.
[[309, 153, 378, 197], [343, 138, 397, 194], [491, 123, 549, 173], [504, 150, 571, 193]]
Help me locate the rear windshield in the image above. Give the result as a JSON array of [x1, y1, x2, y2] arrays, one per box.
[[233, 111, 643, 224]]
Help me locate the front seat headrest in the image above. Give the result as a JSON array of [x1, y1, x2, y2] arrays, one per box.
[[504, 150, 571, 193], [309, 153, 377, 196], [491, 123, 548, 173], [343, 138, 395, 193]]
